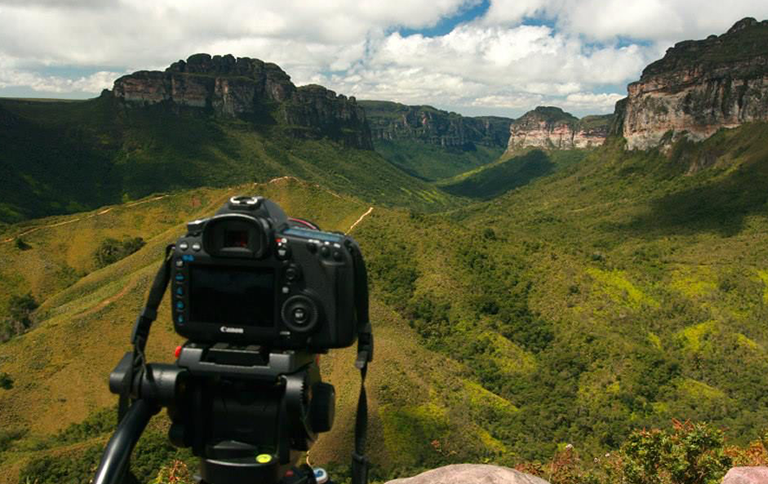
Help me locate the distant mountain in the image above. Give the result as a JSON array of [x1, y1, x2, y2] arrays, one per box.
[[359, 100, 512, 181], [618, 17, 768, 150], [505, 106, 612, 153], [361, 100, 512, 149], [0, 55, 452, 224], [115, 53, 372, 149]]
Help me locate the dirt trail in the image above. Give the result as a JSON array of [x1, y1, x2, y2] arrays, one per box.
[[347, 207, 373, 233], [1, 195, 169, 244]]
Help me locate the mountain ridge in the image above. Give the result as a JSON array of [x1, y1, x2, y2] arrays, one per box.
[[619, 17, 768, 150]]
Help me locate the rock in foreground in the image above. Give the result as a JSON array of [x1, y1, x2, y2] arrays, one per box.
[[721, 466, 768, 484], [385, 464, 550, 484]]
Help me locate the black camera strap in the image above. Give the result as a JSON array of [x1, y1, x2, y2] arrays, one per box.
[[120, 244, 175, 421], [347, 238, 373, 484]]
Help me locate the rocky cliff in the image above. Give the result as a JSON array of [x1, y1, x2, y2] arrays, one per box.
[[621, 18, 768, 150], [359, 100, 512, 150], [505, 106, 611, 152], [111, 53, 372, 149]]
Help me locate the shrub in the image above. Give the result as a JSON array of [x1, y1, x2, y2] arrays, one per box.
[[94, 236, 146, 268], [0, 372, 12, 390], [1, 292, 39, 341], [621, 420, 731, 484]]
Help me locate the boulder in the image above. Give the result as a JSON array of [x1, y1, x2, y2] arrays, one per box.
[[385, 464, 550, 484], [721, 466, 768, 484]]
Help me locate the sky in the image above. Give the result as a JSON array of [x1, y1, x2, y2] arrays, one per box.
[[1, 0, 767, 117]]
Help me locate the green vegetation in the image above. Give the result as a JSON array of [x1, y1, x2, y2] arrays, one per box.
[[94, 236, 146, 268], [0, 372, 12, 390], [3, 98, 768, 482], [0, 292, 38, 342], [373, 139, 503, 181], [0, 96, 451, 224], [438, 149, 586, 199]]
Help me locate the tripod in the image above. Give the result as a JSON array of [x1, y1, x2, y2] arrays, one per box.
[[93, 344, 334, 484]]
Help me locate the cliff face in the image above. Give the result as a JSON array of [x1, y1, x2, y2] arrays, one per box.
[[359, 101, 512, 150], [506, 106, 611, 152], [622, 18, 768, 150], [111, 53, 372, 149]]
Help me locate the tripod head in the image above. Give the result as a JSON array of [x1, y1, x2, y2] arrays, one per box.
[[95, 345, 331, 484]]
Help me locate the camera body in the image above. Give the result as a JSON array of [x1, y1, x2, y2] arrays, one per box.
[[170, 195, 359, 351]]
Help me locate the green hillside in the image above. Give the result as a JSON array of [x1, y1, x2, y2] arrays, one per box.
[[0, 96, 450, 225], [372, 139, 504, 181], [3, 122, 768, 483], [437, 149, 587, 199], [359, 100, 511, 181]]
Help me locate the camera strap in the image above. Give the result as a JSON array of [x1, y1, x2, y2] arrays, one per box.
[[119, 244, 175, 421], [348, 238, 373, 484]]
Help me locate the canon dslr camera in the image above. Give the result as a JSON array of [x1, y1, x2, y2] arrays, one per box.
[[93, 195, 373, 484], [172, 195, 364, 351]]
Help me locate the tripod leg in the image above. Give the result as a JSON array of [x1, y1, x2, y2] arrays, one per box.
[[93, 399, 158, 484]]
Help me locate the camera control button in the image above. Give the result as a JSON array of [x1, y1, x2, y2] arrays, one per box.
[[293, 307, 307, 322], [307, 241, 317, 253], [277, 246, 291, 260], [175, 273, 185, 281], [176, 287, 183, 296], [192, 243, 201, 252], [333, 250, 343, 261], [320, 246, 330, 258], [282, 286, 290, 294], [285, 266, 301, 282], [176, 301, 185, 310], [179, 242, 189, 250], [282, 295, 319, 333], [175, 259, 184, 267]]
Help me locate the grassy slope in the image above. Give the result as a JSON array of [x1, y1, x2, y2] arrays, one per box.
[[2, 123, 768, 482], [372, 139, 504, 182], [0, 97, 450, 225], [437, 149, 587, 199], [0, 179, 511, 483]]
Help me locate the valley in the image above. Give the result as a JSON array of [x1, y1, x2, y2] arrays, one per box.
[[1, 17, 768, 484]]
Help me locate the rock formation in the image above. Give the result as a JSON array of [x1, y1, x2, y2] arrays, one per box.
[[505, 106, 611, 152], [621, 17, 768, 150], [721, 466, 768, 484], [385, 464, 550, 484], [111, 53, 372, 149], [360, 100, 512, 150]]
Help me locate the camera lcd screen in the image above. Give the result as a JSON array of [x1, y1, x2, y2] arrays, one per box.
[[189, 265, 275, 327]]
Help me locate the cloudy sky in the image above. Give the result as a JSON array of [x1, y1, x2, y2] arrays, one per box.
[[1, 0, 767, 117]]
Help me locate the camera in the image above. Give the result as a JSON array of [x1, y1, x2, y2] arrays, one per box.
[[93, 195, 373, 484], [172, 195, 361, 351]]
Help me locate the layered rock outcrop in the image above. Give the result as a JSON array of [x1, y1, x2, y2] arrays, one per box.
[[505, 106, 611, 152], [111, 53, 372, 149], [360, 101, 512, 150], [621, 18, 768, 150]]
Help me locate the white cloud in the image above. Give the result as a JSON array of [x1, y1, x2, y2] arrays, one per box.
[[0, 0, 765, 115], [482, 0, 768, 42], [0, 67, 121, 93]]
